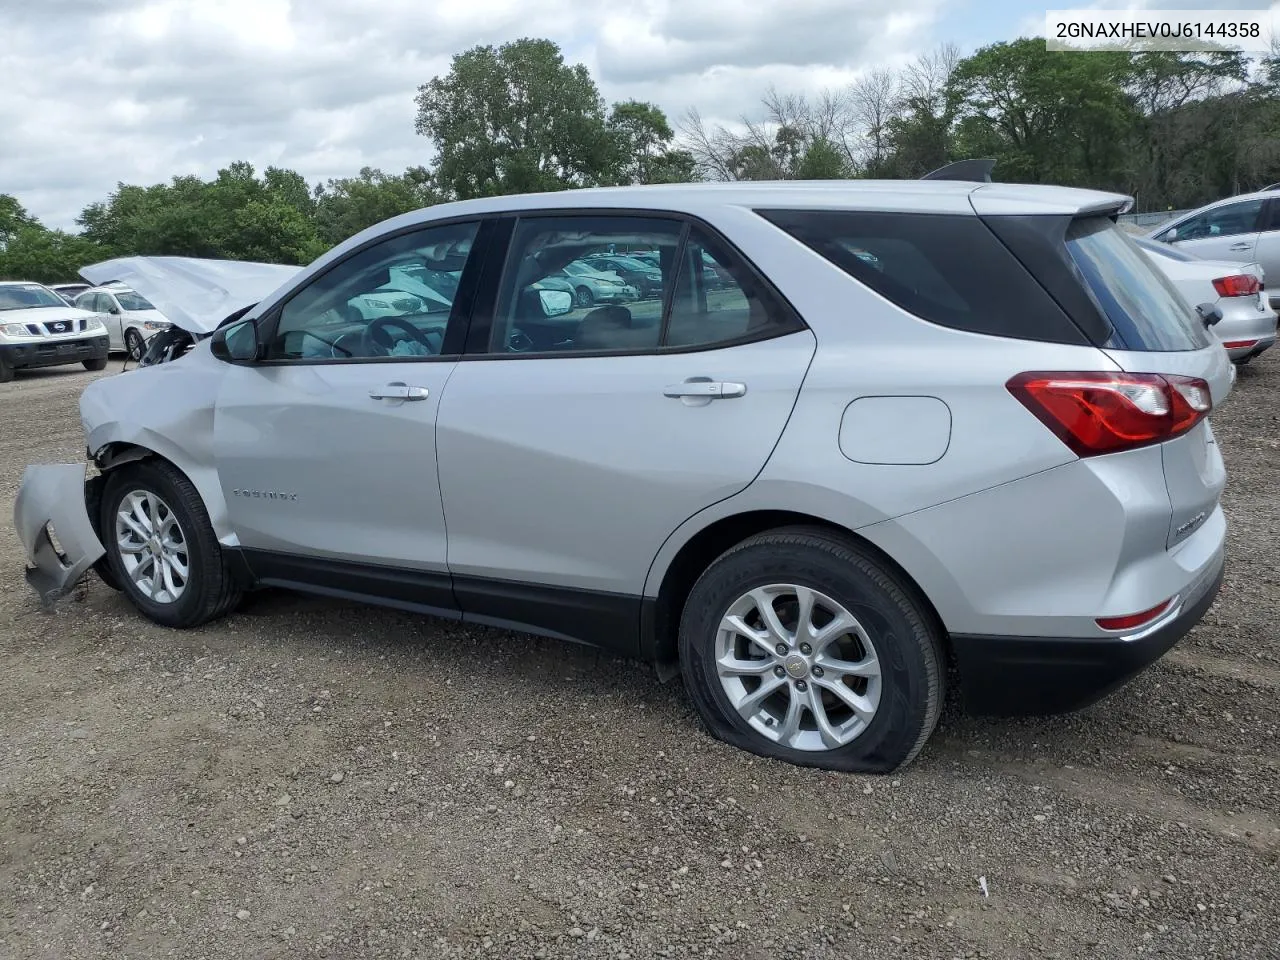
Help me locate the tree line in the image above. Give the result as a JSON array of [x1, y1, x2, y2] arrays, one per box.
[[3, 36, 1279, 283]]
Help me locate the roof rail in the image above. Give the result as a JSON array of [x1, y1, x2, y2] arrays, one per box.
[[920, 159, 997, 183], [1263, 183, 1280, 191]]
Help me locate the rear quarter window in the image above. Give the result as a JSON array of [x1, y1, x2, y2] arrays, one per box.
[[1066, 218, 1212, 352], [756, 209, 1089, 345]]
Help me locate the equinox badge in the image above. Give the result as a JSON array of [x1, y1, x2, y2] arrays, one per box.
[[232, 489, 298, 501]]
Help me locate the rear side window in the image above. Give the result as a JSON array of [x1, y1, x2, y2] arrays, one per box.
[[1066, 218, 1211, 352], [757, 209, 1087, 345]]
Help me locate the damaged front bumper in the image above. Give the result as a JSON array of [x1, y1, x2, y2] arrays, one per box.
[[13, 463, 105, 605]]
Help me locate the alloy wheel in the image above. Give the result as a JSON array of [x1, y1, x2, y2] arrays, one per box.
[[115, 489, 189, 604], [715, 583, 882, 751]]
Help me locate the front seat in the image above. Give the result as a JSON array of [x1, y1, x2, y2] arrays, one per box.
[[573, 305, 660, 351]]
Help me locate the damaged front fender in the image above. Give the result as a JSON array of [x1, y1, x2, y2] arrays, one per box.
[[13, 463, 105, 606]]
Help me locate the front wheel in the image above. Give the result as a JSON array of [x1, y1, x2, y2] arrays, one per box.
[[83, 357, 108, 371], [678, 527, 944, 773], [0, 352, 13, 383], [100, 460, 242, 628], [574, 286, 594, 309], [124, 328, 145, 361]]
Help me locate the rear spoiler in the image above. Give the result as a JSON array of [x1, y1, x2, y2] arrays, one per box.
[[921, 159, 997, 183]]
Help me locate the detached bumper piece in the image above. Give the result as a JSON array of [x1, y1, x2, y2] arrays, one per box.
[[951, 559, 1225, 716], [13, 463, 105, 606]]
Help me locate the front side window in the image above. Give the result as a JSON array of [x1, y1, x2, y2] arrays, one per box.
[[267, 221, 479, 361], [1170, 199, 1264, 242], [115, 291, 156, 311], [488, 216, 801, 356]]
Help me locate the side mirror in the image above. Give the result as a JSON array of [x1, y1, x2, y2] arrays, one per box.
[[210, 318, 259, 363], [108, 306, 120, 315], [1195, 302, 1224, 328], [538, 289, 573, 317], [1157, 227, 1177, 242]]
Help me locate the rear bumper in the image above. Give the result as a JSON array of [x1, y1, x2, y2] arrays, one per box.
[[0, 335, 109, 370], [951, 550, 1224, 716], [12, 464, 105, 605], [1225, 334, 1275, 362]]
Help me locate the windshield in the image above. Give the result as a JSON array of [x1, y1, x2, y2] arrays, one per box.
[[1067, 218, 1211, 352], [0, 283, 67, 311], [114, 291, 156, 311]]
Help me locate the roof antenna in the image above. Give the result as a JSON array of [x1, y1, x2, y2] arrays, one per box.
[[920, 159, 997, 183]]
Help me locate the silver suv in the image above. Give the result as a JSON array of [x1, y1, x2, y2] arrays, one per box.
[[14, 181, 1230, 773]]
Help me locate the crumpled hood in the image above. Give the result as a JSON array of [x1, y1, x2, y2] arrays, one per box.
[[80, 256, 302, 335]]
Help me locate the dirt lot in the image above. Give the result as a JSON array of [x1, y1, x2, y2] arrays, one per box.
[[1, 354, 1277, 960]]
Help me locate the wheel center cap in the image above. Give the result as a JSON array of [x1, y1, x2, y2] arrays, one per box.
[[149, 538, 163, 557], [783, 655, 809, 679]]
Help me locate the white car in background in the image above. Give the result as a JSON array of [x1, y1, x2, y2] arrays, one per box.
[[1144, 188, 1280, 311], [74, 286, 172, 359], [1134, 236, 1277, 363]]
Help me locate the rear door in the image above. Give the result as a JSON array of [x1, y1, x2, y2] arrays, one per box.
[[1066, 218, 1230, 549], [434, 213, 815, 645]]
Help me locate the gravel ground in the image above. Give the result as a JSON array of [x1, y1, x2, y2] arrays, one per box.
[[1, 354, 1277, 960]]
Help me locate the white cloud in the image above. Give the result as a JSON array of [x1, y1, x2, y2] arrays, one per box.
[[1, 0, 949, 229]]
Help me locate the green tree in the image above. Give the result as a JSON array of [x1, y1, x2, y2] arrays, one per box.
[[313, 166, 438, 245], [76, 162, 323, 264], [947, 39, 1138, 188], [794, 138, 851, 179], [0, 226, 105, 283], [414, 38, 616, 198], [1, 194, 39, 251], [606, 100, 693, 184]]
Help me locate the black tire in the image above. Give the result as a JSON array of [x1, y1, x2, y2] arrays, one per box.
[[83, 357, 108, 371], [678, 527, 944, 774], [0, 352, 13, 383], [100, 459, 242, 628], [574, 286, 594, 309], [124, 328, 145, 361]]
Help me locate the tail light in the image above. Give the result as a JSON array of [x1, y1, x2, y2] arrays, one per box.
[[1212, 274, 1261, 297], [1222, 339, 1259, 350], [1007, 371, 1211, 457]]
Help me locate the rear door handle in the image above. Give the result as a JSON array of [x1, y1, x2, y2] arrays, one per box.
[[369, 382, 429, 401], [1229, 242, 1251, 251], [663, 378, 747, 400]]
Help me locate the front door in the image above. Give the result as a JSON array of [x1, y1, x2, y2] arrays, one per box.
[[434, 214, 816, 647], [212, 219, 484, 603]]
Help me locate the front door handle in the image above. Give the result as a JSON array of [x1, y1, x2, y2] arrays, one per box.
[[369, 382, 429, 401], [1229, 242, 1251, 251], [663, 378, 747, 400]]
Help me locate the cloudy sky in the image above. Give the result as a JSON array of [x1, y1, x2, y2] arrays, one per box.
[[0, 0, 1269, 228]]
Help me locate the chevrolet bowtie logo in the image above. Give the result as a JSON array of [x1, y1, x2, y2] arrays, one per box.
[[232, 489, 298, 501]]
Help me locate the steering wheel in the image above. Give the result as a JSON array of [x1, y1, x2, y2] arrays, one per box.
[[362, 316, 439, 356], [507, 329, 535, 353]]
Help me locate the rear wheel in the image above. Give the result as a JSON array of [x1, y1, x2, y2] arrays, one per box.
[[83, 357, 108, 371], [124, 328, 145, 361], [100, 460, 241, 628], [678, 527, 944, 773]]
